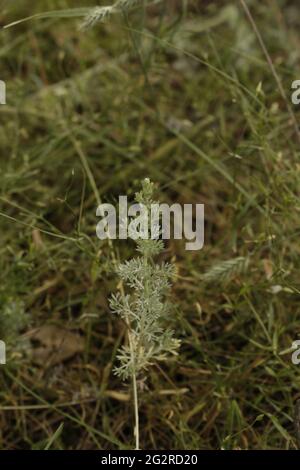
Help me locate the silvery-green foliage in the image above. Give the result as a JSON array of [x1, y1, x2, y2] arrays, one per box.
[[81, 0, 159, 30], [110, 179, 180, 380]]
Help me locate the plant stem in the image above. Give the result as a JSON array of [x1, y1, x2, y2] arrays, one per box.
[[124, 311, 140, 449], [132, 369, 140, 450], [126, 324, 140, 450]]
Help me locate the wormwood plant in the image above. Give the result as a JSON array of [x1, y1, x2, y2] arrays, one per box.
[[109, 179, 180, 449]]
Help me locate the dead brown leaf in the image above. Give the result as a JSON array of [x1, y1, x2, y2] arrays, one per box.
[[28, 325, 84, 367]]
